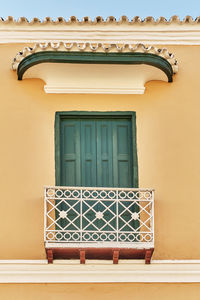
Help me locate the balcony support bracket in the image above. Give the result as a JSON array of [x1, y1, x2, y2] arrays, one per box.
[[113, 250, 119, 264], [46, 249, 53, 264], [145, 248, 154, 264], [80, 250, 86, 264]]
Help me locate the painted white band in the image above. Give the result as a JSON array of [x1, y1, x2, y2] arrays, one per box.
[[1, 26, 200, 45], [44, 86, 145, 94], [0, 260, 200, 283]]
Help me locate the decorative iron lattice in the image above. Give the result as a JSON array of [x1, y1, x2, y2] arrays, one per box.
[[44, 186, 154, 247]]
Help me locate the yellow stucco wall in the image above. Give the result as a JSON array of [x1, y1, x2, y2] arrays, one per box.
[[0, 283, 200, 300], [0, 44, 200, 259]]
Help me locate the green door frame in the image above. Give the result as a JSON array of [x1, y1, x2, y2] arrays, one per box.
[[55, 111, 138, 188]]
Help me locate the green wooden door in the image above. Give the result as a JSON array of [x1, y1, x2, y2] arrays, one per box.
[[60, 118, 133, 188], [56, 115, 138, 238]]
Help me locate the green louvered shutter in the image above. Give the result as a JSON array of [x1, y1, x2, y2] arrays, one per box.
[[60, 119, 81, 186]]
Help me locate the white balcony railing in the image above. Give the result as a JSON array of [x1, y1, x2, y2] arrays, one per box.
[[44, 186, 154, 249]]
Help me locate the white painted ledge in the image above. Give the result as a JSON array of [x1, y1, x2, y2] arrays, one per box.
[[0, 260, 200, 283], [44, 86, 146, 94], [2, 25, 200, 45], [45, 242, 154, 248]]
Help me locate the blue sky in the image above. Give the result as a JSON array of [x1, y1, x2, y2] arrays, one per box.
[[0, 0, 200, 20]]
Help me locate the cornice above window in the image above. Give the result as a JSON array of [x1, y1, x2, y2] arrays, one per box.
[[12, 42, 178, 94]]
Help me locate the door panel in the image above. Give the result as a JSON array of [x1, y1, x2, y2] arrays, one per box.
[[60, 120, 81, 186], [96, 120, 113, 187], [112, 120, 132, 187], [57, 115, 136, 236], [81, 120, 97, 187]]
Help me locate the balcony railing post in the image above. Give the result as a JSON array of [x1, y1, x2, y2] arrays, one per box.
[[152, 190, 155, 244], [80, 188, 83, 242], [116, 189, 119, 243], [44, 187, 47, 243]]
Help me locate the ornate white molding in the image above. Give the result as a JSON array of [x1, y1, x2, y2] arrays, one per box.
[[1, 16, 200, 45], [15, 61, 171, 95], [0, 260, 200, 283]]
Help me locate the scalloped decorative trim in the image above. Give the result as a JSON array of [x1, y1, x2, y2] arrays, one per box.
[[12, 42, 178, 73], [1, 15, 200, 25]]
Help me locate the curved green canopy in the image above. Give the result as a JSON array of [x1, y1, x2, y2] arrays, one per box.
[[17, 51, 173, 82]]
